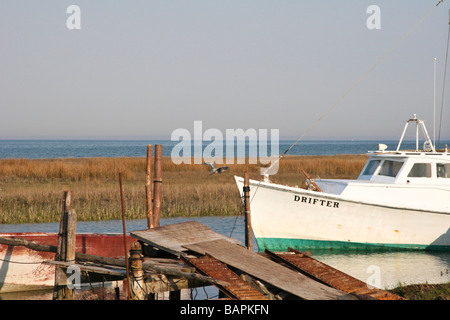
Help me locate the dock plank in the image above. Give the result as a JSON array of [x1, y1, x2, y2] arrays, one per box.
[[184, 239, 355, 300], [267, 250, 405, 300], [130, 221, 241, 257]]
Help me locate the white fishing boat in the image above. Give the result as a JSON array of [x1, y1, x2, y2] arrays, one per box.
[[235, 115, 450, 251]]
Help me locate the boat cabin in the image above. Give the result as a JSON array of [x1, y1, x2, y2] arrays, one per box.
[[358, 114, 450, 185], [358, 152, 450, 185], [313, 116, 450, 212]]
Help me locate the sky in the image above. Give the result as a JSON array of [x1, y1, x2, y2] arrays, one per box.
[[1, 0, 449, 140]]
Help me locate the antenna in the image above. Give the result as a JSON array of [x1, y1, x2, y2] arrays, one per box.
[[434, 57, 437, 147]]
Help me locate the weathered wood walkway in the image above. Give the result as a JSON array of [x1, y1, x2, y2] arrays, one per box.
[[184, 239, 353, 300], [264, 248, 405, 300], [129, 221, 405, 300], [130, 222, 355, 299], [131, 221, 241, 257]]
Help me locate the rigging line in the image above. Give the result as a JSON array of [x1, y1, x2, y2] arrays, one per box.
[[437, 10, 450, 149], [262, 2, 443, 177]]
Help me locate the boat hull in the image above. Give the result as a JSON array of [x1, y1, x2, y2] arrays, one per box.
[[235, 177, 450, 252], [0, 233, 133, 293]]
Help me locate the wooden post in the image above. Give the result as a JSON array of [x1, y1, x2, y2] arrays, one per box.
[[62, 191, 72, 217], [65, 209, 76, 299], [129, 241, 144, 300], [243, 172, 253, 251], [66, 210, 77, 264], [119, 173, 131, 300], [145, 144, 154, 229], [57, 191, 72, 260], [53, 191, 76, 300], [152, 144, 162, 228]]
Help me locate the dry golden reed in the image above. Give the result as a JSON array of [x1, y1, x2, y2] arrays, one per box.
[[0, 155, 366, 224], [0, 158, 139, 181]]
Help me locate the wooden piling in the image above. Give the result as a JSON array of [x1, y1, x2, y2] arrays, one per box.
[[129, 241, 144, 300], [243, 172, 252, 251], [152, 144, 162, 228], [145, 144, 154, 229], [119, 173, 131, 300], [66, 211, 77, 265], [56, 191, 72, 261], [53, 191, 77, 300]]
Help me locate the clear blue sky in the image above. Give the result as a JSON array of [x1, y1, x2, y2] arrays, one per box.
[[1, 1, 449, 140]]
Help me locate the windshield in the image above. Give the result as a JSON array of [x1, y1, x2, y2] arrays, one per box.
[[362, 160, 381, 176], [378, 160, 403, 177]]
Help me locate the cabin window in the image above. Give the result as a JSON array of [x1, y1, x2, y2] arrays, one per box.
[[437, 163, 450, 178], [362, 160, 381, 176], [407, 163, 431, 178], [378, 160, 403, 177]]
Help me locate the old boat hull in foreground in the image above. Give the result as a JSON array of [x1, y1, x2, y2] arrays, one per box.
[[0, 233, 133, 293]]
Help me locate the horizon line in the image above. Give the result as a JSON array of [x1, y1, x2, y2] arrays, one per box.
[[1, 137, 450, 142]]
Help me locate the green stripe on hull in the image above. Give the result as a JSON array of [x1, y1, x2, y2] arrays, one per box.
[[256, 237, 450, 252]]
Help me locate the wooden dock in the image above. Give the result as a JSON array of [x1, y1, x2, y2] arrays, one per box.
[[127, 221, 402, 300], [184, 239, 352, 300]]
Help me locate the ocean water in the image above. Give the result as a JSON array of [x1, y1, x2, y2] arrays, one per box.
[[1, 139, 449, 159]]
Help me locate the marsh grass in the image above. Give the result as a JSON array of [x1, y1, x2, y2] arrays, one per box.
[[389, 282, 450, 300], [0, 155, 366, 224]]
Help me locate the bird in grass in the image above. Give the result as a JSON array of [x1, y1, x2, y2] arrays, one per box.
[[202, 162, 229, 174]]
